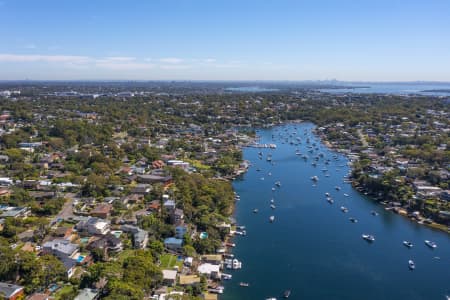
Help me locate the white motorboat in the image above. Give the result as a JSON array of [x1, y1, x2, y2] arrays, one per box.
[[403, 241, 413, 248], [408, 260, 415, 270], [425, 240, 437, 249], [269, 215, 275, 223], [362, 234, 375, 242]]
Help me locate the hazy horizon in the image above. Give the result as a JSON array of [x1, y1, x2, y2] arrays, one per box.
[[1, 0, 449, 81]]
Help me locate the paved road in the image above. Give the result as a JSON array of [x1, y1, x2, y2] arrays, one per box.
[[51, 192, 77, 224], [357, 129, 369, 147]]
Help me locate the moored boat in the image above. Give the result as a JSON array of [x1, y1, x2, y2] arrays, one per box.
[[239, 282, 249, 287], [349, 217, 358, 223], [283, 289, 291, 298], [408, 260, 415, 270], [425, 240, 437, 248], [341, 206, 349, 213], [362, 234, 375, 242], [403, 241, 413, 248], [269, 215, 275, 223]]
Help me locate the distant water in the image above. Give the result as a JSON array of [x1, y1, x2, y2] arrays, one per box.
[[319, 83, 450, 96], [225, 86, 279, 92], [222, 123, 450, 300]]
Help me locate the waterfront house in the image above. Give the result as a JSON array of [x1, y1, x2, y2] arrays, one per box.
[[179, 275, 201, 286], [201, 254, 222, 265], [162, 269, 178, 286], [197, 263, 221, 279], [202, 293, 218, 300]]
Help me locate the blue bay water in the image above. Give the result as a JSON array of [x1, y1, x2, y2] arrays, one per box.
[[222, 123, 450, 300], [319, 83, 450, 96]]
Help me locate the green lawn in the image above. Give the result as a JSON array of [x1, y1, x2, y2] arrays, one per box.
[[117, 249, 136, 262], [160, 254, 183, 270], [54, 285, 77, 300]]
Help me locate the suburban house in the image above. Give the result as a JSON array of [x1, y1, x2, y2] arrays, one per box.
[[89, 203, 113, 219], [172, 208, 184, 225], [197, 263, 221, 279], [137, 174, 172, 186], [87, 234, 123, 257], [130, 184, 152, 195], [42, 239, 81, 279], [0, 206, 30, 219], [120, 225, 149, 249], [179, 275, 201, 286], [76, 217, 110, 236], [74, 288, 99, 300], [0, 282, 24, 300], [175, 225, 187, 239], [162, 269, 177, 286], [164, 237, 183, 251], [42, 239, 79, 260]]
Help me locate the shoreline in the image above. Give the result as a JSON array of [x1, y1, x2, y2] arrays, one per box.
[[311, 126, 450, 235], [234, 120, 449, 235]]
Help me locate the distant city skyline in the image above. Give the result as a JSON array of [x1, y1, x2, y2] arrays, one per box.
[[1, 0, 449, 81]]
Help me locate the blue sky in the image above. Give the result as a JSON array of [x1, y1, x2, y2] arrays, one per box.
[[0, 0, 449, 81]]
